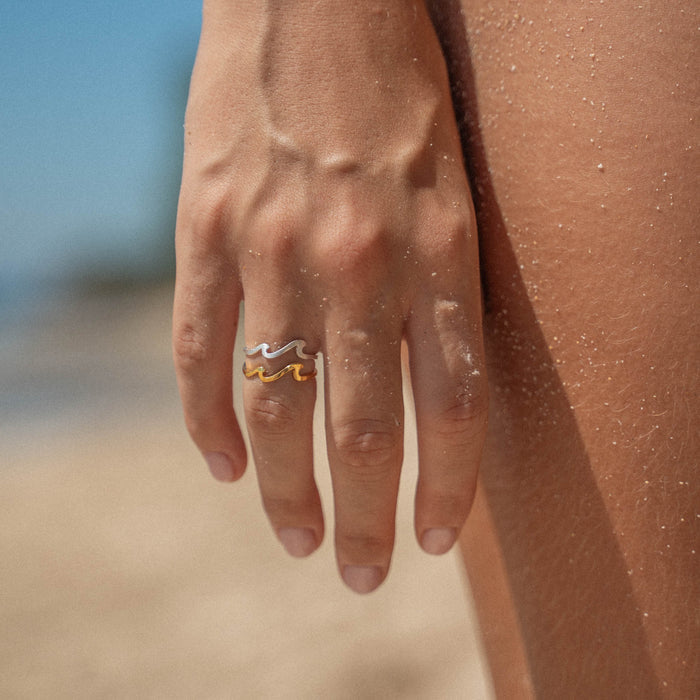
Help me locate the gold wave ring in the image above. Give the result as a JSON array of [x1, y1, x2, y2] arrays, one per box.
[[242, 363, 316, 383]]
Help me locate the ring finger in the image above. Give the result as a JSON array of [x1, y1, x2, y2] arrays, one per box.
[[242, 294, 324, 558]]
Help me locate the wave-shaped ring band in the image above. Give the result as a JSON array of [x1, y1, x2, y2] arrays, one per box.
[[243, 363, 316, 383], [244, 340, 317, 361]]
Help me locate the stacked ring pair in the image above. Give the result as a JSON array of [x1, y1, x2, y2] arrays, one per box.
[[243, 340, 317, 383]]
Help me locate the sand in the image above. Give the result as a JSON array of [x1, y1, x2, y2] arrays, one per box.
[[0, 284, 492, 698]]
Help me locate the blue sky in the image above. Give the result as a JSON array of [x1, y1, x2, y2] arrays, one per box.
[[1, 1, 202, 297]]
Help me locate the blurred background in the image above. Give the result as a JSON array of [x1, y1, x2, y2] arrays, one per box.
[[1, 0, 193, 315], [0, 2, 492, 697]]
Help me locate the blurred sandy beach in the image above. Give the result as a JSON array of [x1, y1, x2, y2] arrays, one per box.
[[0, 284, 492, 698]]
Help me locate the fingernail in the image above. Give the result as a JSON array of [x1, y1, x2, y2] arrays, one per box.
[[342, 565, 383, 594], [421, 528, 457, 555], [278, 528, 318, 558], [204, 452, 237, 482]]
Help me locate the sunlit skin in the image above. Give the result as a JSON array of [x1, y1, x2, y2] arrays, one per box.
[[173, 0, 698, 695], [174, 0, 488, 594], [431, 1, 698, 695]]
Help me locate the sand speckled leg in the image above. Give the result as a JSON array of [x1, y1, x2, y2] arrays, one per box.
[[429, 0, 699, 695]]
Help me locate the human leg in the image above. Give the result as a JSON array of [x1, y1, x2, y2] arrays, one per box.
[[429, 1, 699, 695]]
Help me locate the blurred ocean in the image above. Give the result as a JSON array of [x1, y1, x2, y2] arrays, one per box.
[[0, 2, 200, 327]]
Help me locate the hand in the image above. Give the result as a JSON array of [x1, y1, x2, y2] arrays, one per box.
[[172, 0, 487, 593]]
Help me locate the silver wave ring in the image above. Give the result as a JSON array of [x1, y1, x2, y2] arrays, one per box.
[[243, 339, 317, 383]]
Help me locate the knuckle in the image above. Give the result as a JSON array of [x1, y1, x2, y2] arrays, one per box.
[[333, 419, 402, 471], [433, 389, 488, 441], [173, 323, 212, 369], [255, 214, 300, 265], [424, 213, 474, 265], [313, 222, 390, 280], [245, 394, 298, 437], [177, 184, 231, 251]]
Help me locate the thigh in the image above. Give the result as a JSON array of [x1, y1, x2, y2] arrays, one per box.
[[430, 1, 699, 696]]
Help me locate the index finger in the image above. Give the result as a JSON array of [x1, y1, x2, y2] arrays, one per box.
[[172, 251, 247, 481]]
